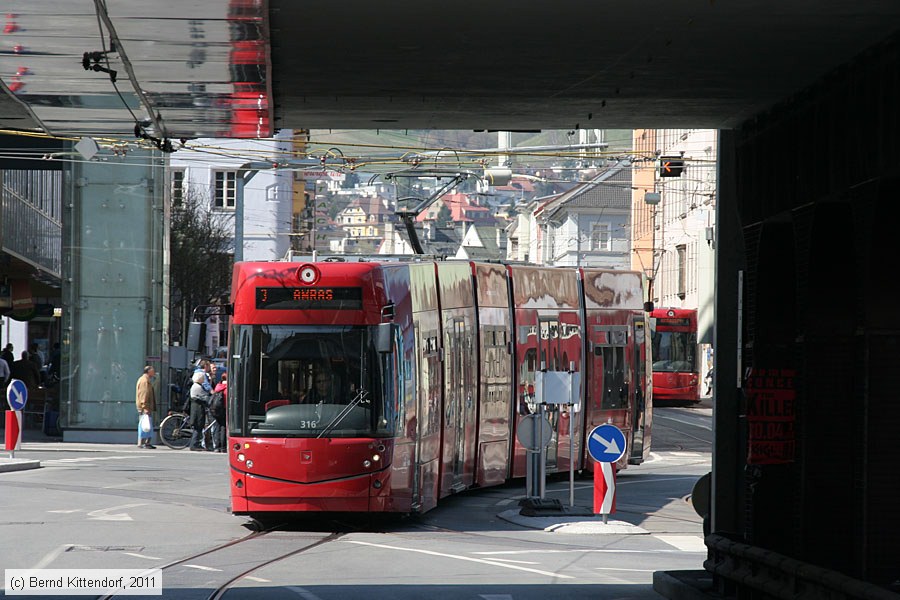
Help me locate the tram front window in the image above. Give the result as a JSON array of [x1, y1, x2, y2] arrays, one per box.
[[651, 330, 696, 373], [232, 325, 393, 438]]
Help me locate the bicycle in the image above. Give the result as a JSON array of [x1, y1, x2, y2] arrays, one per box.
[[159, 409, 216, 450]]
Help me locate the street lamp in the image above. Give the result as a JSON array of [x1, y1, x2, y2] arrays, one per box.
[[644, 192, 662, 305]]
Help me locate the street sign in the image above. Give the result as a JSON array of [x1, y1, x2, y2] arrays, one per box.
[[587, 423, 626, 463], [594, 461, 616, 516], [516, 413, 552, 451], [6, 378, 28, 411]]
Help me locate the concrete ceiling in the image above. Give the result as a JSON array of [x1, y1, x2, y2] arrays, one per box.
[[1, 2, 899, 137], [267, 1, 900, 131]]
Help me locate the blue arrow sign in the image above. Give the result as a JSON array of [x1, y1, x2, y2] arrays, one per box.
[[587, 423, 626, 463], [7, 378, 28, 411]]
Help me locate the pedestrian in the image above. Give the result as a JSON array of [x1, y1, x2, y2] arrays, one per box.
[[29, 343, 47, 385], [48, 342, 61, 384], [135, 366, 157, 449], [11, 350, 41, 391], [0, 353, 9, 394], [194, 359, 213, 392], [210, 373, 227, 452], [188, 370, 211, 451], [1, 343, 14, 366]]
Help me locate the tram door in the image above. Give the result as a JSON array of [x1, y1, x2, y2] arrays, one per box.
[[443, 317, 475, 493], [412, 321, 442, 513], [629, 315, 648, 463]]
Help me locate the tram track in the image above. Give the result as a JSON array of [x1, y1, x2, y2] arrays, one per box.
[[96, 524, 349, 600], [652, 409, 713, 452], [207, 531, 345, 600]]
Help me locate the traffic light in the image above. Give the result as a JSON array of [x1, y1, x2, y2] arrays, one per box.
[[659, 156, 685, 177]]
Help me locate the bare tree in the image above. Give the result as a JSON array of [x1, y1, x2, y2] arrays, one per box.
[[168, 188, 233, 346]]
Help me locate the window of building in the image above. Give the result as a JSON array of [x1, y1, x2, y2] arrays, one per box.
[[214, 171, 237, 209], [171, 168, 185, 208], [591, 222, 611, 251], [676, 244, 686, 299]]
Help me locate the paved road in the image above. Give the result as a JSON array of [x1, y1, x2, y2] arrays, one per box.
[[1, 405, 711, 599]]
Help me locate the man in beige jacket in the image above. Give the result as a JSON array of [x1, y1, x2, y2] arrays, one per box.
[[135, 366, 157, 449]]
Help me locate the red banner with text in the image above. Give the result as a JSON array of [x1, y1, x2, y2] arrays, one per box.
[[746, 367, 796, 465]]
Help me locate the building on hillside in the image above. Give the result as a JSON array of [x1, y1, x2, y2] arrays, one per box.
[[416, 192, 494, 225], [505, 202, 536, 263], [491, 176, 537, 206], [334, 195, 397, 254], [527, 160, 633, 268]]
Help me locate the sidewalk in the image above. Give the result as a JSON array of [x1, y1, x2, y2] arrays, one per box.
[[0, 424, 140, 472]]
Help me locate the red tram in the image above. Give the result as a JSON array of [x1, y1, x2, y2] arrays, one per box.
[[649, 307, 700, 403], [226, 259, 651, 516]]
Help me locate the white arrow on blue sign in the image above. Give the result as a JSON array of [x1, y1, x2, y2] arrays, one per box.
[[7, 378, 28, 411], [587, 423, 626, 463]]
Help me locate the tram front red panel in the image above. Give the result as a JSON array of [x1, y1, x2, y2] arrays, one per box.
[[652, 372, 700, 402], [230, 437, 393, 512]]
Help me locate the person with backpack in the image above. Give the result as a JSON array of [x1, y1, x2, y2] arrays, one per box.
[[210, 373, 227, 453], [188, 371, 211, 451]]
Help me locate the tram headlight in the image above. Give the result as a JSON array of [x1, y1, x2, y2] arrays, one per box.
[[297, 264, 320, 284], [372, 454, 380, 462], [363, 460, 372, 468], [237, 453, 246, 462], [246, 460, 254, 469]]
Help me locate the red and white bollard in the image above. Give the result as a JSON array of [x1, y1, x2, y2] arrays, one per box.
[[5, 409, 22, 457], [593, 461, 616, 522]]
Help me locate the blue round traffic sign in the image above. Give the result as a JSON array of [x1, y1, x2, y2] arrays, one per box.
[[7, 378, 28, 411], [587, 423, 626, 463]]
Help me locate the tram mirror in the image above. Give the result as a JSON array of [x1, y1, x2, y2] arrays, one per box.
[[374, 323, 396, 354], [186, 321, 205, 353]]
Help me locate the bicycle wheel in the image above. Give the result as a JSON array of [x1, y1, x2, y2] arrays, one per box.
[[159, 414, 191, 449]]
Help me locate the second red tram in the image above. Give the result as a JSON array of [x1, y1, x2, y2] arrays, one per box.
[[649, 307, 700, 404], [226, 259, 651, 516]]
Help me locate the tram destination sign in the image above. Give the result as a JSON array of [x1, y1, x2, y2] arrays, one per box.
[[256, 287, 363, 310]]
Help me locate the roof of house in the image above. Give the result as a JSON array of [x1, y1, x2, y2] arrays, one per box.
[[418, 223, 464, 257], [495, 177, 536, 193], [537, 160, 632, 221], [455, 224, 505, 261], [342, 196, 394, 216]]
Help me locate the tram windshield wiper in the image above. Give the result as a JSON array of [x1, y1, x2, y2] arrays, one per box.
[[317, 389, 369, 438]]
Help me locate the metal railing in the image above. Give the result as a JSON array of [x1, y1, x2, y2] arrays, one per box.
[[1, 169, 63, 277], [704, 534, 899, 600]]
